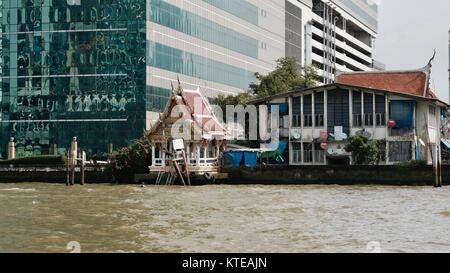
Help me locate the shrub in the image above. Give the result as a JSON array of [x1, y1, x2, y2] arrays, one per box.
[[345, 135, 378, 165], [109, 137, 152, 181]]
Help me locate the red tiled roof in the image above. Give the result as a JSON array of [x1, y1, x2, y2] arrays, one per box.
[[181, 88, 228, 135], [335, 69, 433, 98], [147, 85, 230, 140]]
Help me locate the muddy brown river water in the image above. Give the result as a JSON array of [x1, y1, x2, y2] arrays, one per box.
[[1, 183, 450, 253]]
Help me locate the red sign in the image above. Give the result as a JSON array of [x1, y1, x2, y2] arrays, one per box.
[[388, 119, 396, 128]]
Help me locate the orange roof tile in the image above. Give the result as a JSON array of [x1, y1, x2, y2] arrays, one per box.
[[336, 68, 433, 98]]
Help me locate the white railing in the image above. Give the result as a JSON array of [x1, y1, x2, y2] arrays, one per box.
[[152, 157, 219, 168]]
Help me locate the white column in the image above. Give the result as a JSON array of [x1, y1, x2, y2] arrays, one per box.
[[197, 145, 201, 166], [70, 137, 78, 165], [151, 145, 155, 166], [324, 90, 328, 131], [300, 95, 304, 164], [372, 92, 376, 131], [361, 92, 364, 129], [288, 96, 293, 165], [349, 89, 353, 132]]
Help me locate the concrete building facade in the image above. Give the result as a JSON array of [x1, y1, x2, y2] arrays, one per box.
[[252, 63, 447, 166]]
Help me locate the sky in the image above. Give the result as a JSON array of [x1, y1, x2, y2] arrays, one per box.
[[374, 0, 450, 102]]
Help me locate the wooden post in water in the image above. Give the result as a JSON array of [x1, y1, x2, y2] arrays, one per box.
[[438, 144, 443, 187], [7, 137, 15, 160], [80, 150, 86, 185], [51, 144, 58, 156], [432, 144, 441, 188], [70, 137, 77, 186], [66, 151, 70, 186], [107, 143, 113, 160]]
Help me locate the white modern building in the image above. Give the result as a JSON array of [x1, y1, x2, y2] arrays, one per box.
[[146, 0, 381, 126], [287, 0, 379, 84]]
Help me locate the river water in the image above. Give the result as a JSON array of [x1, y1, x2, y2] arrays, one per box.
[[1, 183, 450, 253]]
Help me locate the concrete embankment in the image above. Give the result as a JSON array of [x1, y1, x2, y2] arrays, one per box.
[[1, 164, 448, 186], [0, 166, 112, 184], [226, 165, 449, 186]]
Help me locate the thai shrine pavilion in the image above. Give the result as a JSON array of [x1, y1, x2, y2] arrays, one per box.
[[145, 81, 230, 185]]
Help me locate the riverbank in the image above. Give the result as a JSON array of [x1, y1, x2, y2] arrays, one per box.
[[0, 164, 448, 186]]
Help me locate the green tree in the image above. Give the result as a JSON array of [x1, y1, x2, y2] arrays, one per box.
[[249, 57, 318, 98], [213, 57, 319, 109], [345, 135, 379, 165]]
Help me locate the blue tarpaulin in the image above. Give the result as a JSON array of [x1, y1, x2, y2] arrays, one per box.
[[442, 139, 450, 150], [243, 152, 258, 167], [224, 152, 243, 167], [268, 103, 288, 114], [390, 100, 414, 128]]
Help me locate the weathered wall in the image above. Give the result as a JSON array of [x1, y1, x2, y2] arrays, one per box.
[[227, 165, 450, 186], [0, 167, 112, 184], [1, 165, 449, 186]]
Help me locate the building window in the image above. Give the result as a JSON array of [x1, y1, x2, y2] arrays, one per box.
[[314, 143, 326, 164], [352, 91, 362, 127], [292, 143, 301, 163], [375, 95, 386, 126], [389, 100, 415, 136], [303, 94, 313, 127], [364, 92, 373, 126], [260, 42, 267, 50], [314, 92, 325, 127], [376, 141, 386, 163], [303, 143, 313, 163], [429, 106, 437, 128], [389, 141, 412, 162], [292, 97, 301, 127], [260, 9, 268, 17]]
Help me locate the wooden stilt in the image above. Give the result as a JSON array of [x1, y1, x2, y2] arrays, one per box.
[[173, 160, 186, 186], [66, 152, 70, 186], [438, 145, 443, 187], [432, 144, 440, 188], [182, 150, 191, 186], [71, 161, 75, 186], [81, 151, 85, 185]]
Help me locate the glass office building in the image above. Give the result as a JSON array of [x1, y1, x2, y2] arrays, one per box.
[[0, 0, 286, 158], [0, 0, 146, 157]]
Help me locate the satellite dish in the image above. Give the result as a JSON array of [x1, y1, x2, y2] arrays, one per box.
[[355, 130, 371, 139], [291, 129, 301, 140]]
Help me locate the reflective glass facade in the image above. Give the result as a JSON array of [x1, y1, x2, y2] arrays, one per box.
[[147, 42, 256, 89], [149, 0, 259, 58], [0, 0, 146, 158], [202, 0, 259, 26]]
